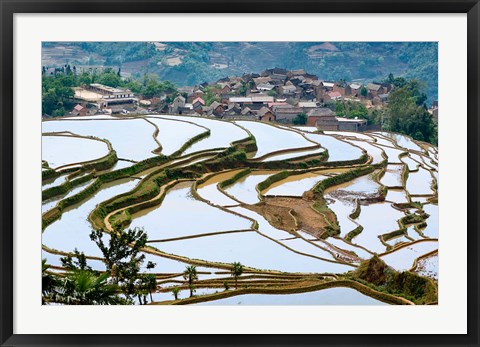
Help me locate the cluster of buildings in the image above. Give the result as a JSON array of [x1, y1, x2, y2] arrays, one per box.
[[69, 68, 407, 131], [71, 83, 138, 116], [167, 67, 391, 131]]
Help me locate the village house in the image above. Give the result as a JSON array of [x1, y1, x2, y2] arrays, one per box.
[[207, 101, 224, 117], [170, 95, 186, 113], [262, 67, 288, 77], [257, 107, 275, 122], [192, 97, 206, 113], [307, 108, 337, 129], [325, 91, 342, 101], [278, 84, 297, 96], [287, 69, 306, 78], [74, 83, 138, 111], [256, 83, 275, 92], [250, 95, 274, 104], [321, 81, 336, 91], [297, 101, 318, 113], [378, 93, 389, 103], [223, 103, 242, 117], [366, 83, 385, 98], [333, 82, 347, 96], [337, 117, 368, 131], [241, 107, 256, 118], [218, 83, 231, 94], [347, 83, 363, 97], [272, 105, 303, 123], [71, 104, 87, 117]]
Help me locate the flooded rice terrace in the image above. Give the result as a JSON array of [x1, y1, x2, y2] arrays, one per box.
[[42, 115, 438, 305]]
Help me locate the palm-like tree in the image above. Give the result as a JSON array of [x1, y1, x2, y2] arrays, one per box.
[[183, 265, 198, 297], [42, 259, 59, 304], [172, 287, 180, 300], [53, 271, 126, 305], [231, 262, 244, 289]]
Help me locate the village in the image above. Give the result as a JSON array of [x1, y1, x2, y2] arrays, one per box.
[[66, 67, 438, 132]]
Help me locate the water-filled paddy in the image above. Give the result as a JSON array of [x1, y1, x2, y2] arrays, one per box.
[[320, 238, 373, 260], [385, 189, 409, 204], [374, 145, 406, 164], [303, 133, 364, 162], [42, 173, 69, 190], [154, 230, 352, 273], [42, 178, 140, 256], [159, 115, 249, 154], [42, 179, 94, 213], [235, 121, 315, 159], [224, 171, 277, 204], [421, 204, 439, 238], [42, 135, 109, 169], [354, 202, 405, 253], [343, 139, 385, 165], [380, 240, 438, 272], [263, 171, 334, 196], [413, 252, 438, 280], [42, 119, 159, 161], [195, 287, 388, 305], [146, 117, 205, 156], [262, 146, 326, 162], [196, 171, 242, 206], [380, 164, 404, 187], [129, 182, 252, 240], [324, 131, 375, 142], [369, 134, 395, 147], [400, 155, 420, 171], [406, 167, 435, 195], [376, 132, 423, 152]]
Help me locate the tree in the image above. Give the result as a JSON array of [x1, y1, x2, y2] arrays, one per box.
[[183, 265, 198, 297], [136, 274, 157, 305], [42, 259, 59, 304], [292, 113, 308, 125], [61, 248, 92, 271], [360, 86, 368, 98], [384, 80, 436, 145], [89, 227, 156, 302], [231, 262, 243, 289], [53, 271, 127, 305], [172, 287, 180, 300]]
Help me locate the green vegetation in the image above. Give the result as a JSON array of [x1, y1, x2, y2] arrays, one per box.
[[44, 42, 438, 100], [292, 113, 308, 125], [172, 287, 180, 300], [218, 169, 251, 189], [345, 225, 364, 242], [231, 262, 244, 289], [350, 256, 437, 304], [349, 200, 361, 219], [89, 227, 157, 304], [42, 227, 159, 305], [183, 265, 198, 297], [384, 77, 437, 145], [42, 68, 178, 116]]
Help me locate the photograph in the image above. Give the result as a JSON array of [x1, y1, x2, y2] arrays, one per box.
[[40, 41, 439, 306]]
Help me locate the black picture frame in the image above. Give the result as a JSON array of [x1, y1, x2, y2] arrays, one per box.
[[1, 1, 479, 346]]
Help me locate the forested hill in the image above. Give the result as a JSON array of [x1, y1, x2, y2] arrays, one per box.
[[42, 42, 438, 101]]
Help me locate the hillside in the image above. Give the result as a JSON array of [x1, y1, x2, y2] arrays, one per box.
[[42, 41, 438, 101]]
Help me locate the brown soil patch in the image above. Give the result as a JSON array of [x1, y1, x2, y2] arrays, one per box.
[[245, 196, 331, 238]]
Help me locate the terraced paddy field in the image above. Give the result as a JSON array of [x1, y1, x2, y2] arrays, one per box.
[[42, 115, 438, 306]]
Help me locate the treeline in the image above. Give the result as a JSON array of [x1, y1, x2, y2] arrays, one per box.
[[383, 75, 437, 145], [329, 74, 437, 145], [42, 67, 178, 116]]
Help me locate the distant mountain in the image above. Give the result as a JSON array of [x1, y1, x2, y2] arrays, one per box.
[[42, 41, 438, 101]]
